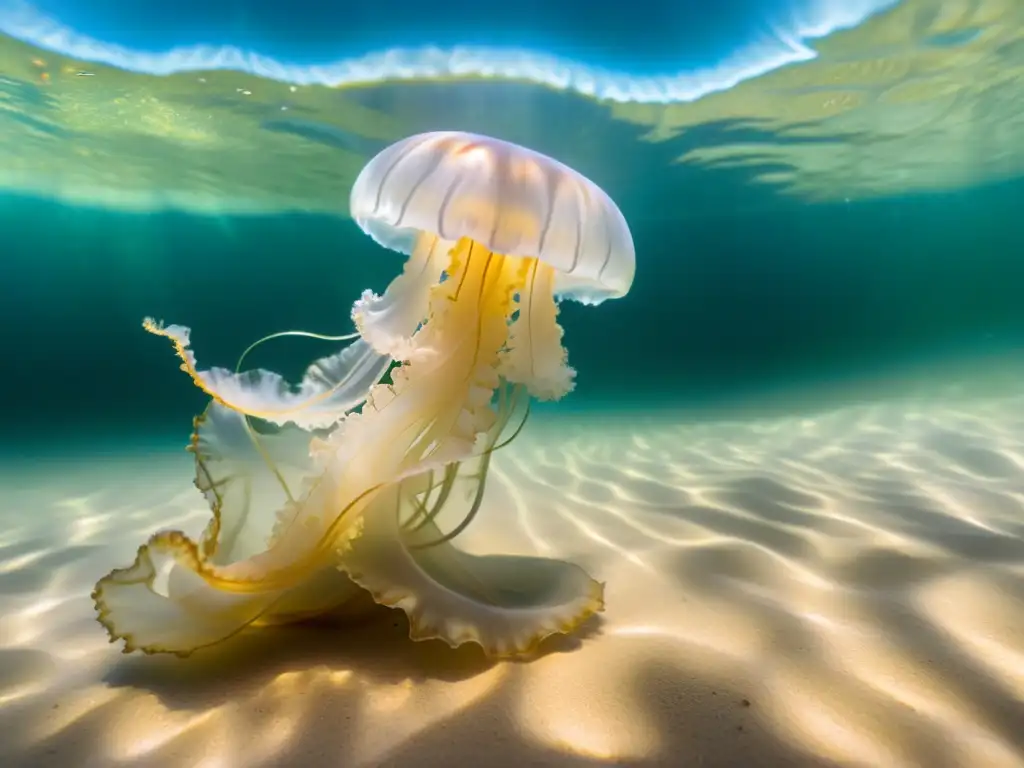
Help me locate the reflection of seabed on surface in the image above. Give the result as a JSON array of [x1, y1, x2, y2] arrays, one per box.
[[3, 393, 1024, 766]]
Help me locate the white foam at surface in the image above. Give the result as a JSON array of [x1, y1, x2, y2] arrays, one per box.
[[0, 0, 901, 103]]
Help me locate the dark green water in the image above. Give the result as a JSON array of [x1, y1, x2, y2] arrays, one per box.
[[3, 165, 1022, 448]]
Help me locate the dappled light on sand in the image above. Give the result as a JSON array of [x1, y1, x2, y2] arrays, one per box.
[[3, 381, 1024, 764]]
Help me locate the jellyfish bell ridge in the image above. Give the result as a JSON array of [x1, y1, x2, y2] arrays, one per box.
[[349, 131, 635, 305]]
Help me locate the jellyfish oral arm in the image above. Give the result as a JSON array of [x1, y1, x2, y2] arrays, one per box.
[[351, 231, 450, 362], [343, 476, 604, 659], [93, 236, 596, 656], [325, 237, 524, 477], [499, 258, 576, 401], [142, 319, 389, 430], [335, 237, 603, 657]]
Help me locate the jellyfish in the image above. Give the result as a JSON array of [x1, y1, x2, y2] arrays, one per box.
[[93, 131, 635, 658]]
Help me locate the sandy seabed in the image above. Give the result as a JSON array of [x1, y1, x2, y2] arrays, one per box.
[[2, 388, 1024, 768]]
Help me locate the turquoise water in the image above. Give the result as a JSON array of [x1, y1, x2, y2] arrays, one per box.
[[2, 171, 1023, 445], [2, 3, 1024, 765], [0, 1, 1020, 451]]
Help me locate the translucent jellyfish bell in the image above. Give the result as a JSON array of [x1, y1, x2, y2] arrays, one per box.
[[348, 131, 635, 402], [350, 131, 635, 306]]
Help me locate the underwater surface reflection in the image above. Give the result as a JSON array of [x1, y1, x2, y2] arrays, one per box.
[[0, 0, 1020, 212]]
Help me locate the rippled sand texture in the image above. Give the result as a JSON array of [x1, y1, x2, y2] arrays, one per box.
[[1, 0, 1021, 211], [2, 389, 1024, 766]]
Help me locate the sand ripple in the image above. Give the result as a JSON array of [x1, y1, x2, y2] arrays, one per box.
[[1, 394, 1024, 766]]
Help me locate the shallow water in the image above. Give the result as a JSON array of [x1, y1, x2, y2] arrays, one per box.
[[1, 0, 1024, 766]]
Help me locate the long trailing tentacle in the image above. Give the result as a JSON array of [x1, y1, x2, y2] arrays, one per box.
[[409, 455, 489, 551], [402, 381, 528, 540], [409, 383, 531, 550], [235, 329, 362, 373], [229, 327, 363, 503], [406, 464, 458, 533]]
